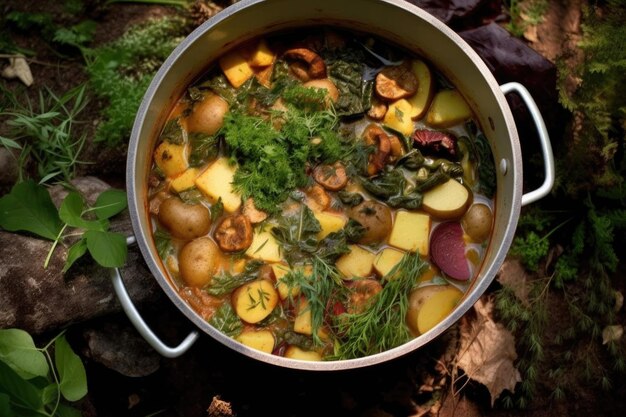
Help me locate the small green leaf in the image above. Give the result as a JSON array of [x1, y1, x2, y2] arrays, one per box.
[[84, 230, 127, 268], [55, 403, 83, 417], [54, 336, 87, 402], [0, 329, 49, 380], [0, 136, 22, 150], [59, 192, 106, 231], [0, 360, 44, 411], [41, 383, 58, 406], [62, 238, 88, 274], [0, 180, 62, 240], [93, 189, 127, 220]]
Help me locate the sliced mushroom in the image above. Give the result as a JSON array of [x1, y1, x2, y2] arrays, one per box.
[[306, 184, 331, 211], [375, 63, 418, 101], [214, 214, 253, 252], [388, 134, 405, 160], [313, 162, 348, 191], [242, 198, 268, 224], [284, 47, 327, 80], [362, 124, 392, 176]]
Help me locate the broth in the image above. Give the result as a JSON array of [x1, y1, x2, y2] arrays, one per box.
[[147, 27, 496, 361]]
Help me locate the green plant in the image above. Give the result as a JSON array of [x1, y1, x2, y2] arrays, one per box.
[[0, 84, 89, 185], [496, 1, 626, 407], [0, 180, 128, 272], [84, 16, 187, 144], [0, 328, 87, 416], [504, 0, 549, 38]]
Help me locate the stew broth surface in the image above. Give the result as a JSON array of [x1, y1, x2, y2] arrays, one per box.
[[147, 27, 496, 361]]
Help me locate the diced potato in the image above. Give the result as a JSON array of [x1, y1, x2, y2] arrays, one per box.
[[245, 228, 282, 262], [154, 141, 189, 178], [314, 210, 347, 240], [236, 329, 276, 354], [373, 247, 405, 279], [194, 157, 242, 212], [383, 98, 414, 136], [219, 50, 254, 88], [407, 59, 434, 119], [422, 179, 472, 220], [294, 298, 312, 335], [232, 279, 279, 324], [426, 90, 472, 128], [249, 39, 275, 67], [284, 346, 322, 361], [271, 263, 312, 300], [335, 245, 376, 279], [388, 211, 431, 256], [416, 286, 463, 334], [170, 167, 200, 192]]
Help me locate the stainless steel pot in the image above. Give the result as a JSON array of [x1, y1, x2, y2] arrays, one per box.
[[114, 0, 555, 370]]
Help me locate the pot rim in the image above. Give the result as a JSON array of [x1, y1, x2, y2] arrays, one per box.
[[126, 0, 523, 370]]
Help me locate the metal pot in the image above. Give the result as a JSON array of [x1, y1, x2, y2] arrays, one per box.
[[114, 0, 555, 370]]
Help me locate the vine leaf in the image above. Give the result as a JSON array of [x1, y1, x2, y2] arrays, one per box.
[[456, 296, 521, 406], [0, 180, 62, 241], [0, 329, 49, 380], [93, 188, 128, 220], [54, 335, 87, 402], [84, 230, 127, 268], [0, 360, 43, 412]]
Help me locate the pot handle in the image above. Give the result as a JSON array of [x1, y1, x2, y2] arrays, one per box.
[[110, 236, 200, 358], [500, 82, 555, 206]]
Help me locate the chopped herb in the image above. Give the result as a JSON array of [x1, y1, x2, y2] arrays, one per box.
[[208, 303, 242, 337]]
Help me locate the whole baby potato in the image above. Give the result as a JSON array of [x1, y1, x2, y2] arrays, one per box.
[[461, 203, 493, 242], [158, 197, 211, 240], [348, 200, 392, 244], [185, 93, 229, 135], [178, 237, 221, 287]]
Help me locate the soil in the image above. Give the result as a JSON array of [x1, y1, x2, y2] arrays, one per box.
[[2, 1, 625, 417]]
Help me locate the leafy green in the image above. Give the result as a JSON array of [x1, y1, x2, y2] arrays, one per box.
[[54, 335, 87, 402], [206, 260, 264, 296], [271, 205, 321, 264], [0, 180, 63, 240], [0, 329, 86, 416], [85, 16, 186, 144], [209, 304, 243, 337], [0, 181, 128, 271], [0, 84, 89, 185], [0, 329, 48, 380], [360, 168, 424, 209], [323, 46, 373, 116]]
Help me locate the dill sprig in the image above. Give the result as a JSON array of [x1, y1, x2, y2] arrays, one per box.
[[331, 253, 427, 360]]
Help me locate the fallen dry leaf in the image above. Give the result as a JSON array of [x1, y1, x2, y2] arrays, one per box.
[[614, 291, 623, 312], [456, 296, 521, 406], [1, 56, 34, 86], [207, 395, 234, 417], [496, 259, 530, 306], [602, 325, 623, 345]]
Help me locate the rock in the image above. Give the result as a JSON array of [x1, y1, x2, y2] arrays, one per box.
[[0, 176, 162, 334], [0, 148, 19, 189], [82, 320, 161, 377]]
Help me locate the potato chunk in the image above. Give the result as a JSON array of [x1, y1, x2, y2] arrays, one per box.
[[170, 167, 200, 192], [219, 50, 254, 88], [426, 90, 472, 128], [373, 247, 405, 279], [236, 329, 275, 354], [245, 228, 282, 263], [194, 157, 242, 212], [154, 141, 188, 178], [314, 210, 347, 240], [335, 245, 376, 279], [388, 211, 431, 256], [422, 179, 472, 220], [248, 39, 275, 67], [293, 298, 313, 335], [271, 263, 312, 300], [383, 99, 414, 137], [407, 59, 434, 120], [284, 346, 322, 361], [232, 279, 279, 324], [178, 237, 221, 287]]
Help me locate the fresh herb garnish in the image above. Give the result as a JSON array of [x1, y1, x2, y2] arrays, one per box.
[[206, 260, 264, 296], [208, 303, 243, 337], [330, 253, 427, 360]]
